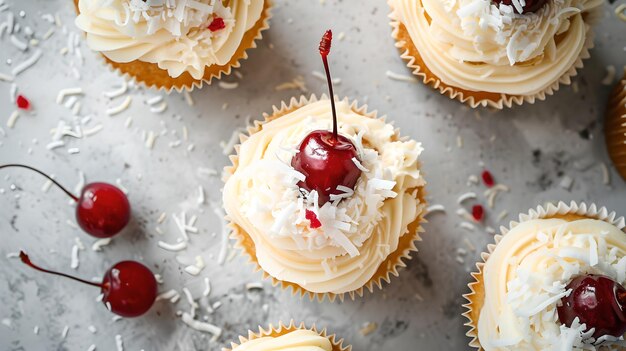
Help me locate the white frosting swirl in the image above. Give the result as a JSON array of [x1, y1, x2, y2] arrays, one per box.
[[223, 99, 426, 294], [231, 330, 332, 351], [75, 0, 264, 79], [478, 218, 626, 350], [389, 0, 602, 95]]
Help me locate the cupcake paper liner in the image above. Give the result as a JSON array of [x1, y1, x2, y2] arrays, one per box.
[[223, 94, 428, 302], [462, 201, 626, 350], [606, 70, 626, 181], [73, 0, 272, 93], [222, 320, 351, 351], [387, 2, 597, 109]]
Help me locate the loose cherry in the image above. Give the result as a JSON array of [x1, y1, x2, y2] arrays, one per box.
[[290, 30, 362, 206], [558, 274, 626, 340], [493, 0, 547, 14], [0, 164, 130, 238], [20, 251, 157, 317], [76, 182, 131, 238]]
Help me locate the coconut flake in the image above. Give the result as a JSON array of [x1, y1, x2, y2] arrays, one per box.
[[12, 49, 42, 76], [92, 238, 111, 252], [115, 334, 124, 351], [602, 65, 616, 86], [181, 312, 221, 339], [157, 240, 187, 252], [385, 70, 418, 83], [56, 87, 83, 105], [70, 244, 79, 269], [103, 82, 127, 98], [106, 96, 131, 116], [457, 191, 477, 204], [351, 157, 369, 172]]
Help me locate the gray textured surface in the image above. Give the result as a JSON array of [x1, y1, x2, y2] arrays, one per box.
[[0, 0, 625, 350]]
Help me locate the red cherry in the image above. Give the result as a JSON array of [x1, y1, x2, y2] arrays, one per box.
[[292, 131, 360, 205], [208, 17, 225, 32], [19, 251, 157, 317], [16, 94, 31, 110], [481, 170, 495, 188], [290, 30, 362, 206], [0, 164, 130, 238], [492, 0, 547, 13], [76, 182, 130, 238], [101, 261, 158, 317], [472, 204, 484, 222], [558, 274, 626, 339]]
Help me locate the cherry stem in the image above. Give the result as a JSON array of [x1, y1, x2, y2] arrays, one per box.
[[319, 30, 338, 140], [19, 251, 102, 288], [0, 164, 79, 202]]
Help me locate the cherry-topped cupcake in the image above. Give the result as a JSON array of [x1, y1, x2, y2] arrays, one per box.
[[222, 31, 427, 300], [388, 0, 603, 108], [464, 202, 626, 350], [74, 0, 271, 91]]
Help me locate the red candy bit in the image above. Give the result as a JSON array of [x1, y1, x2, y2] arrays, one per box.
[[472, 204, 484, 222], [305, 209, 322, 229], [16, 94, 31, 110], [481, 170, 495, 188], [208, 17, 225, 32]]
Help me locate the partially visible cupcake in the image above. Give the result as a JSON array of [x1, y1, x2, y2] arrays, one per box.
[[606, 69, 626, 181], [388, 0, 602, 108], [223, 321, 351, 351], [464, 202, 626, 350], [74, 0, 271, 91], [222, 95, 427, 301]]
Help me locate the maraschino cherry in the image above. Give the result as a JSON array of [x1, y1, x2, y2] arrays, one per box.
[[290, 30, 362, 206], [20, 251, 157, 317], [0, 164, 130, 238], [557, 274, 626, 340], [493, 0, 547, 14]]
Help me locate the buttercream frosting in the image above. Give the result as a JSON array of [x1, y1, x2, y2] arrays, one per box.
[[223, 99, 426, 294], [478, 218, 626, 350], [231, 330, 332, 351], [75, 0, 264, 79], [389, 0, 602, 95]]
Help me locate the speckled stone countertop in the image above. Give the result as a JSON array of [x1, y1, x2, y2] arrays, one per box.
[[0, 1, 625, 350]]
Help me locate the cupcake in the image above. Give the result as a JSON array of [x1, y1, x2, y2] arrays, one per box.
[[223, 321, 351, 351], [464, 202, 626, 350], [606, 69, 626, 181], [223, 94, 427, 301], [223, 31, 427, 301], [74, 0, 271, 92], [388, 0, 602, 108]]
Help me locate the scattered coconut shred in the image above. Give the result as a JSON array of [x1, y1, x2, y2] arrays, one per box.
[[359, 322, 378, 336]]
